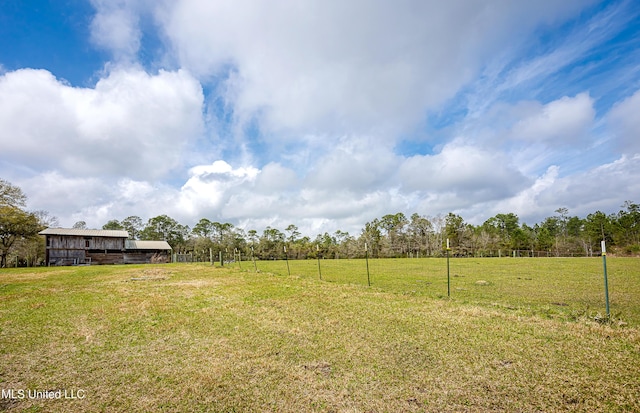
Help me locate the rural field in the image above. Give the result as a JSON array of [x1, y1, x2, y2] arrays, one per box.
[[1, 258, 639, 412]]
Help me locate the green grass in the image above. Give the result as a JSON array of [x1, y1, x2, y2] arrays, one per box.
[[257, 257, 640, 324], [1, 259, 639, 412]]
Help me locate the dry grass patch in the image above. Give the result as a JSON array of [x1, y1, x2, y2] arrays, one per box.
[[1, 263, 639, 412]]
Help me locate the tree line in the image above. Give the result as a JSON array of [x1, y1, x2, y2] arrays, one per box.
[[1, 178, 638, 267], [101, 205, 639, 261]]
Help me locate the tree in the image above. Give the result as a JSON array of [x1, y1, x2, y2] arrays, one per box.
[[615, 201, 640, 247], [285, 224, 301, 243], [140, 215, 189, 249], [32, 210, 59, 228], [533, 224, 554, 252], [0, 180, 42, 267], [122, 216, 144, 240], [193, 218, 215, 239], [555, 207, 569, 236], [333, 230, 354, 258], [21, 210, 58, 266], [0, 206, 41, 267], [285, 224, 303, 258], [0, 178, 27, 208], [380, 213, 408, 256], [408, 213, 433, 256], [259, 226, 285, 258], [247, 229, 259, 245], [360, 218, 382, 257], [482, 213, 520, 251], [73, 221, 87, 229], [585, 211, 614, 252], [103, 219, 124, 230], [315, 232, 337, 257], [445, 213, 465, 249]]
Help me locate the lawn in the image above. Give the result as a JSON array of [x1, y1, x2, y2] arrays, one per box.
[[1, 258, 639, 412]]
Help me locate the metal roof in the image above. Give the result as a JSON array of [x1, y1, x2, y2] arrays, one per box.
[[39, 228, 130, 238], [125, 240, 172, 250]]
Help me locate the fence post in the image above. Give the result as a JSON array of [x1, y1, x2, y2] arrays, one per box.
[[446, 238, 451, 297], [252, 247, 257, 272], [365, 243, 370, 287], [602, 240, 610, 319], [317, 245, 322, 280], [284, 246, 291, 276]]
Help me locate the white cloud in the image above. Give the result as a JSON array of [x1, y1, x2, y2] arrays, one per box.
[[458, 154, 640, 225], [177, 160, 259, 216], [305, 137, 398, 192], [470, 165, 560, 224], [15, 149, 638, 235], [608, 89, 640, 155], [158, 0, 589, 138], [23, 172, 106, 215], [536, 155, 640, 214], [453, 93, 598, 177], [0, 68, 204, 181], [89, 0, 164, 63], [90, 4, 140, 62], [510, 93, 595, 144], [397, 142, 530, 199], [5, 0, 638, 238], [18, 172, 172, 228], [254, 163, 299, 195]]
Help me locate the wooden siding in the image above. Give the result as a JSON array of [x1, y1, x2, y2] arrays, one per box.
[[44, 235, 171, 265], [86, 251, 125, 265], [46, 235, 126, 265], [47, 249, 87, 266], [47, 235, 125, 250], [123, 251, 170, 264]]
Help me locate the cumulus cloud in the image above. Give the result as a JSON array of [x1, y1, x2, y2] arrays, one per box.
[[397, 142, 531, 200], [536, 155, 640, 213], [0, 68, 204, 180], [158, 0, 589, 138], [90, 4, 140, 61], [254, 163, 299, 195], [23, 172, 107, 215], [4, 0, 638, 237], [608, 89, 640, 155], [178, 160, 259, 216], [510, 93, 595, 144], [457, 154, 640, 225], [305, 137, 398, 192], [454, 93, 598, 176]]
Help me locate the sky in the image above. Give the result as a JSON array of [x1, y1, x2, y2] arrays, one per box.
[[1, 0, 639, 237]]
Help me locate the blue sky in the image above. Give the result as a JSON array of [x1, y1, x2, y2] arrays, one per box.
[[1, 0, 639, 236]]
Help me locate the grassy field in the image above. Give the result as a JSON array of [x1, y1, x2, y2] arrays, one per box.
[[256, 257, 640, 324], [1, 258, 639, 412]]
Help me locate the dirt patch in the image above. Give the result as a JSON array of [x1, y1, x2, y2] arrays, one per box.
[[302, 361, 332, 377], [127, 268, 173, 281]]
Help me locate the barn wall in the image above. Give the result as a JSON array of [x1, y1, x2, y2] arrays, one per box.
[[124, 251, 170, 264], [45, 234, 169, 265], [86, 251, 125, 265], [46, 235, 126, 265], [47, 249, 86, 265], [48, 236, 125, 250]]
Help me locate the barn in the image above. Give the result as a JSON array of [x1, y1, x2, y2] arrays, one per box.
[[39, 228, 172, 265]]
